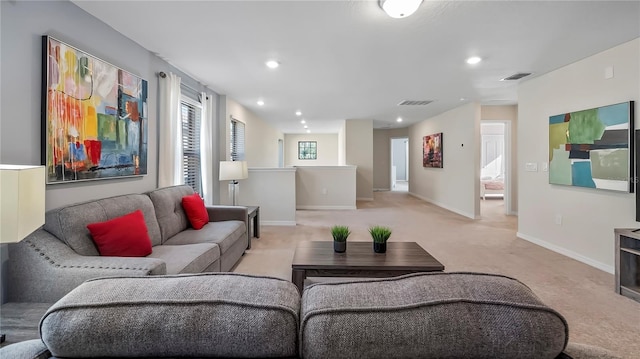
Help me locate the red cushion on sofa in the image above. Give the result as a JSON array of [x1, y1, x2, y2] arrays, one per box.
[[86, 210, 152, 257], [182, 193, 209, 230]]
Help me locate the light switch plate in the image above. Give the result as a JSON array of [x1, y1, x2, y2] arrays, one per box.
[[605, 66, 614, 79], [525, 162, 538, 172]]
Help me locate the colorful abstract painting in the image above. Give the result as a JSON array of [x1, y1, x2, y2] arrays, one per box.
[[549, 101, 634, 192], [423, 133, 443, 168], [42, 36, 148, 184]]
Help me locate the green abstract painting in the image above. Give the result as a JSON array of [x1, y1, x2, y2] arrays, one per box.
[[548, 101, 634, 192]]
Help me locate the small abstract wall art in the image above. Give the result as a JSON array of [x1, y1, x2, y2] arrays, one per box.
[[549, 101, 634, 192], [42, 36, 148, 184], [423, 133, 443, 168]]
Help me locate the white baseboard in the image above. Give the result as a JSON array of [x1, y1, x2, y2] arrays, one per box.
[[357, 197, 374, 201], [297, 205, 357, 210], [408, 192, 475, 219], [262, 220, 297, 226], [516, 232, 614, 274], [373, 188, 390, 192]]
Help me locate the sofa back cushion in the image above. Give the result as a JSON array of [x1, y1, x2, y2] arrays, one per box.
[[44, 194, 162, 256], [40, 273, 300, 358], [147, 185, 194, 243], [300, 272, 568, 359]]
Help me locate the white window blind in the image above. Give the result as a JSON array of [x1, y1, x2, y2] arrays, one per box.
[[181, 97, 202, 194], [230, 118, 245, 161]]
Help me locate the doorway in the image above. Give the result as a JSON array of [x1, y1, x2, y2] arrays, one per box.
[[391, 137, 409, 192], [480, 122, 509, 216]]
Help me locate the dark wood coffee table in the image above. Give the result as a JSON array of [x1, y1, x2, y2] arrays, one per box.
[[291, 241, 444, 293]]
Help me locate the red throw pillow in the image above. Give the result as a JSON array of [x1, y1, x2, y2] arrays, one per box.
[[87, 210, 152, 257], [182, 193, 209, 230]]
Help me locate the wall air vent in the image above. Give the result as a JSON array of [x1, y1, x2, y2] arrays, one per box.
[[398, 100, 433, 106], [501, 72, 532, 81]]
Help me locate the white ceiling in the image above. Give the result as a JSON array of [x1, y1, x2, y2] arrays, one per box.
[[72, 0, 640, 134]]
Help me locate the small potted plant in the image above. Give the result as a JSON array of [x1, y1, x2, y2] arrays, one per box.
[[331, 225, 350, 253], [369, 225, 392, 253]]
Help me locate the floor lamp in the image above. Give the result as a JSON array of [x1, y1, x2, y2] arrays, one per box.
[[219, 161, 248, 206], [0, 165, 46, 343]]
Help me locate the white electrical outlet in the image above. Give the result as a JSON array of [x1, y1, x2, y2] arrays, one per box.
[[554, 214, 563, 225], [542, 162, 548, 172]]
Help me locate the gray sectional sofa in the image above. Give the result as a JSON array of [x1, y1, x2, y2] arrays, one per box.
[[0, 272, 622, 359], [5, 185, 248, 303]]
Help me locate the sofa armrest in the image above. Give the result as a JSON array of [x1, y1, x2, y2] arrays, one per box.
[[560, 342, 622, 359], [7, 229, 166, 303], [206, 205, 248, 223], [0, 339, 50, 359]]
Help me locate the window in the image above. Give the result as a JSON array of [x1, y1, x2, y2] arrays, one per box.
[[181, 97, 202, 194], [298, 141, 317, 160], [230, 118, 245, 161]]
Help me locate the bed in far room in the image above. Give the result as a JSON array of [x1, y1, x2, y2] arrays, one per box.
[[481, 175, 504, 200]]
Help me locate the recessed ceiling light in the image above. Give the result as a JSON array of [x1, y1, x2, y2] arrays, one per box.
[[266, 60, 279, 69], [301, 120, 306, 124], [379, 0, 423, 18], [304, 125, 308, 129], [396, 117, 403, 123], [257, 100, 265, 106], [466, 56, 482, 65], [460, 97, 466, 101], [295, 111, 302, 116], [306, 129, 311, 133]]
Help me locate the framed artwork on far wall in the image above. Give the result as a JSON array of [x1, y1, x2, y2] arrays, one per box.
[[548, 101, 634, 192], [423, 133, 443, 168], [41, 36, 148, 184]]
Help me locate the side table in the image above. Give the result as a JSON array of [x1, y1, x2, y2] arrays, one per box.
[[246, 206, 260, 249]]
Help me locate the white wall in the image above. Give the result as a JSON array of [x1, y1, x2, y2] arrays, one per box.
[[481, 105, 518, 214], [219, 97, 284, 203], [221, 97, 283, 167], [338, 121, 346, 165], [236, 168, 296, 225], [296, 166, 357, 210], [517, 38, 640, 273], [284, 134, 338, 166], [409, 103, 481, 219], [346, 120, 373, 200]]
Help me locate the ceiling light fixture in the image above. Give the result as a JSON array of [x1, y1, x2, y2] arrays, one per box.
[[257, 100, 265, 106], [304, 125, 308, 129], [379, 0, 423, 18], [396, 117, 403, 123], [301, 120, 306, 124], [466, 56, 482, 65], [306, 129, 311, 133], [265, 60, 279, 69], [295, 111, 302, 116]]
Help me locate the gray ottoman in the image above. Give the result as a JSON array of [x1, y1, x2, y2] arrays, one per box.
[[40, 273, 300, 358], [300, 272, 568, 359]]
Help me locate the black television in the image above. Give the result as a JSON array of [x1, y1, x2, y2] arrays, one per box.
[[636, 124, 640, 222]]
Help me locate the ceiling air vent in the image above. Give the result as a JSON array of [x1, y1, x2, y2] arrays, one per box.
[[501, 72, 532, 81], [398, 100, 433, 106]]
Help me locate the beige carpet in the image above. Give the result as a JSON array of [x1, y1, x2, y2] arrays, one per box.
[[234, 191, 640, 358]]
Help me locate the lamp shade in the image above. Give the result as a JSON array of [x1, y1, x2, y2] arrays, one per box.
[[219, 161, 248, 181], [1, 165, 46, 243], [379, 0, 423, 18]]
